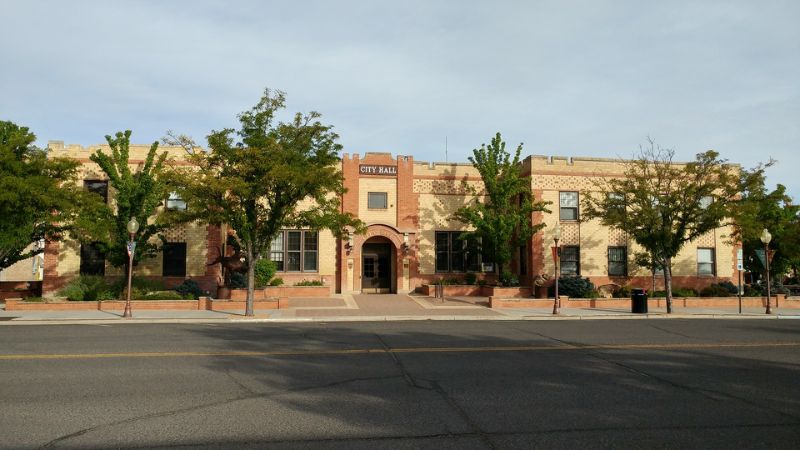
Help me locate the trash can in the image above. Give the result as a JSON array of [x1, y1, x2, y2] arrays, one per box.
[[631, 288, 648, 313]]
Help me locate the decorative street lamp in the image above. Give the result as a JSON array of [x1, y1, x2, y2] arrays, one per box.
[[123, 217, 139, 319], [760, 228, 772, 315], [552, 223, 562, 315]]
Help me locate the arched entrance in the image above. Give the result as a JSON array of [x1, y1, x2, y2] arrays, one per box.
[[361, 236, 395, 294]]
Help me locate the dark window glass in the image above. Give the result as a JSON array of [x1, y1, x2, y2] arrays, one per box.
[[519, 245, 527, 276], [559, 191, 579, 221], [560, 246, 580, 276], [162, 243, 187, 277], [84, 180, 108, 203], [287, 231, 301, 271], [436, 231, 481, 273], [435, 232, 450, 272], [80, 242, 105, 276], [608, 247, 627, 276], [303, 232, 318, 271], [368, 192, 388, 209]]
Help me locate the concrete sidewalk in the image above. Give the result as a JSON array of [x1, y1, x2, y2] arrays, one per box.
[[1, 294, 799, 324]]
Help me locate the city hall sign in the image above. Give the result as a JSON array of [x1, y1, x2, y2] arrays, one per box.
[[359, 165, 397, 176]]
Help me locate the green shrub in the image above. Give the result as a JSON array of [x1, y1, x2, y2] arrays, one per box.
[[714, 281, 739, 295], [254, 259, 277, 288], [549, 276, 595, 298], [59, 276, 115, 301], [476, 279, 488, 287], [464, 272, 477, 286], [269, 277, 284, 286], [23, 296, 45, 302], [59, 280, 87, 301], [139, 291, 189, 300], [229, 272, 247, 289], [294, 279, 323, 286], [651, 287, 697, 297], [499, 271, 520, 287], [700, 285, 730, 297], [174, 279, 207, 299], [612, 286, 632, 298]]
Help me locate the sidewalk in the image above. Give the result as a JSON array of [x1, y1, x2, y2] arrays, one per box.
[[1, 294, 799, 324]]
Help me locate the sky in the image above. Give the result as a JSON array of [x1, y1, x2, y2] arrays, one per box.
[[2, 0, 798, 198]]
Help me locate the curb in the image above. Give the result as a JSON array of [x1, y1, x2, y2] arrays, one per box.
[[1, 313, 798, 325]]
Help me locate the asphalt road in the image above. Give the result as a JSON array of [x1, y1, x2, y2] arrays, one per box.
[[1, 319, 799, 449]]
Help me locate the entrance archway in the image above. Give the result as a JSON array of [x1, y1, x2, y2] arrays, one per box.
[[361, 236, 395, 294]]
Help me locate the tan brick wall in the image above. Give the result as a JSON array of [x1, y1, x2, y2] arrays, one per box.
[[359, 178, 397, 227], [0, 242, 42, 281], [532, 155, 736, 285]]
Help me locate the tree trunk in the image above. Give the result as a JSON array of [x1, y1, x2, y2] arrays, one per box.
[[651, 269, 656, 295], [664, 256, 673, 314], [245, 241, 255, 317]]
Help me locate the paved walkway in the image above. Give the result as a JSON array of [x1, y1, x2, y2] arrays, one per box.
[[1, 293, 798, 324]]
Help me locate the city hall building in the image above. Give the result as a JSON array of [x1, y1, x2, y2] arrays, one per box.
[[34, 141, 738, 297]]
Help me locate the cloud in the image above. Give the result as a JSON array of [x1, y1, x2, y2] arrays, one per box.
[[2, 0, 798, 197]]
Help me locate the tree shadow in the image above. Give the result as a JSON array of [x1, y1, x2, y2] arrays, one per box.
[[168, 321, 800, 447]]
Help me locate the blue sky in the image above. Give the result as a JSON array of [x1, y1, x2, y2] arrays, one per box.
[[2, 0, 798, 198]]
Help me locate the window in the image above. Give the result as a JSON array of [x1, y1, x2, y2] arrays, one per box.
[[559, 191, 579, 221], [608, 192, 626, 214], [368, 192, 388, 209], [608, 247, 627, 276], [270, 233, 284, 271], [166, 192, 187, 211], [435, 231, 481, 272], [560, 246, 580, 276], [303, 232, 318, 271], [697, 248, 715, 276], [84, 180, 108, 203], [269, 231, 319, 272], [80, 242, 105, 276], [162, 242, 187, 277], [519, 245, 527, 276], [287, 231, 301, 271]]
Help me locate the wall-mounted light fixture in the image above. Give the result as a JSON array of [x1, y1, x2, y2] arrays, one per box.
[[402, 232, 410, 256]]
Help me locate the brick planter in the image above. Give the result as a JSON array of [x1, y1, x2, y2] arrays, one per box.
[[421, 285, 531, 298], [480, 286, 532, 298], [421, 285, 482, 297], [229, 285, 331, 300], [490, 295, 797, 309], [209, 298, 280, 311]]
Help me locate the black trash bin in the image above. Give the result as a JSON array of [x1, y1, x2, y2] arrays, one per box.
[[631, 288, 648, 313]]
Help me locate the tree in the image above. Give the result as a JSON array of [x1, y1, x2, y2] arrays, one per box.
[[452, 133, 550, 280], [728, 162, 800, 283], [581, 139, 737, 313], [0, 121, 99, 270], [73, 131, 174, 269], [171, 89, 364, 316]]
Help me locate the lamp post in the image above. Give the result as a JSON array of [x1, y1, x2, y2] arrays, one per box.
[[123, 217, 139, 319], [760, 228, 772, 315], [552, 223, 561, 315]]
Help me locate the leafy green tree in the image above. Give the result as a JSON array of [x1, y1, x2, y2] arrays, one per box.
[[581, 139, 737, 313], [728, 162, 800, 282], [74, 131, 174, 268], [452, 133, 550, 280], [0, 121, 99, 270], [171, 89, 364, 316]]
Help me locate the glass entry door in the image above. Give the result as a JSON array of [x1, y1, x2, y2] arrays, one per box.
[[362, 243, 392, 293]]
